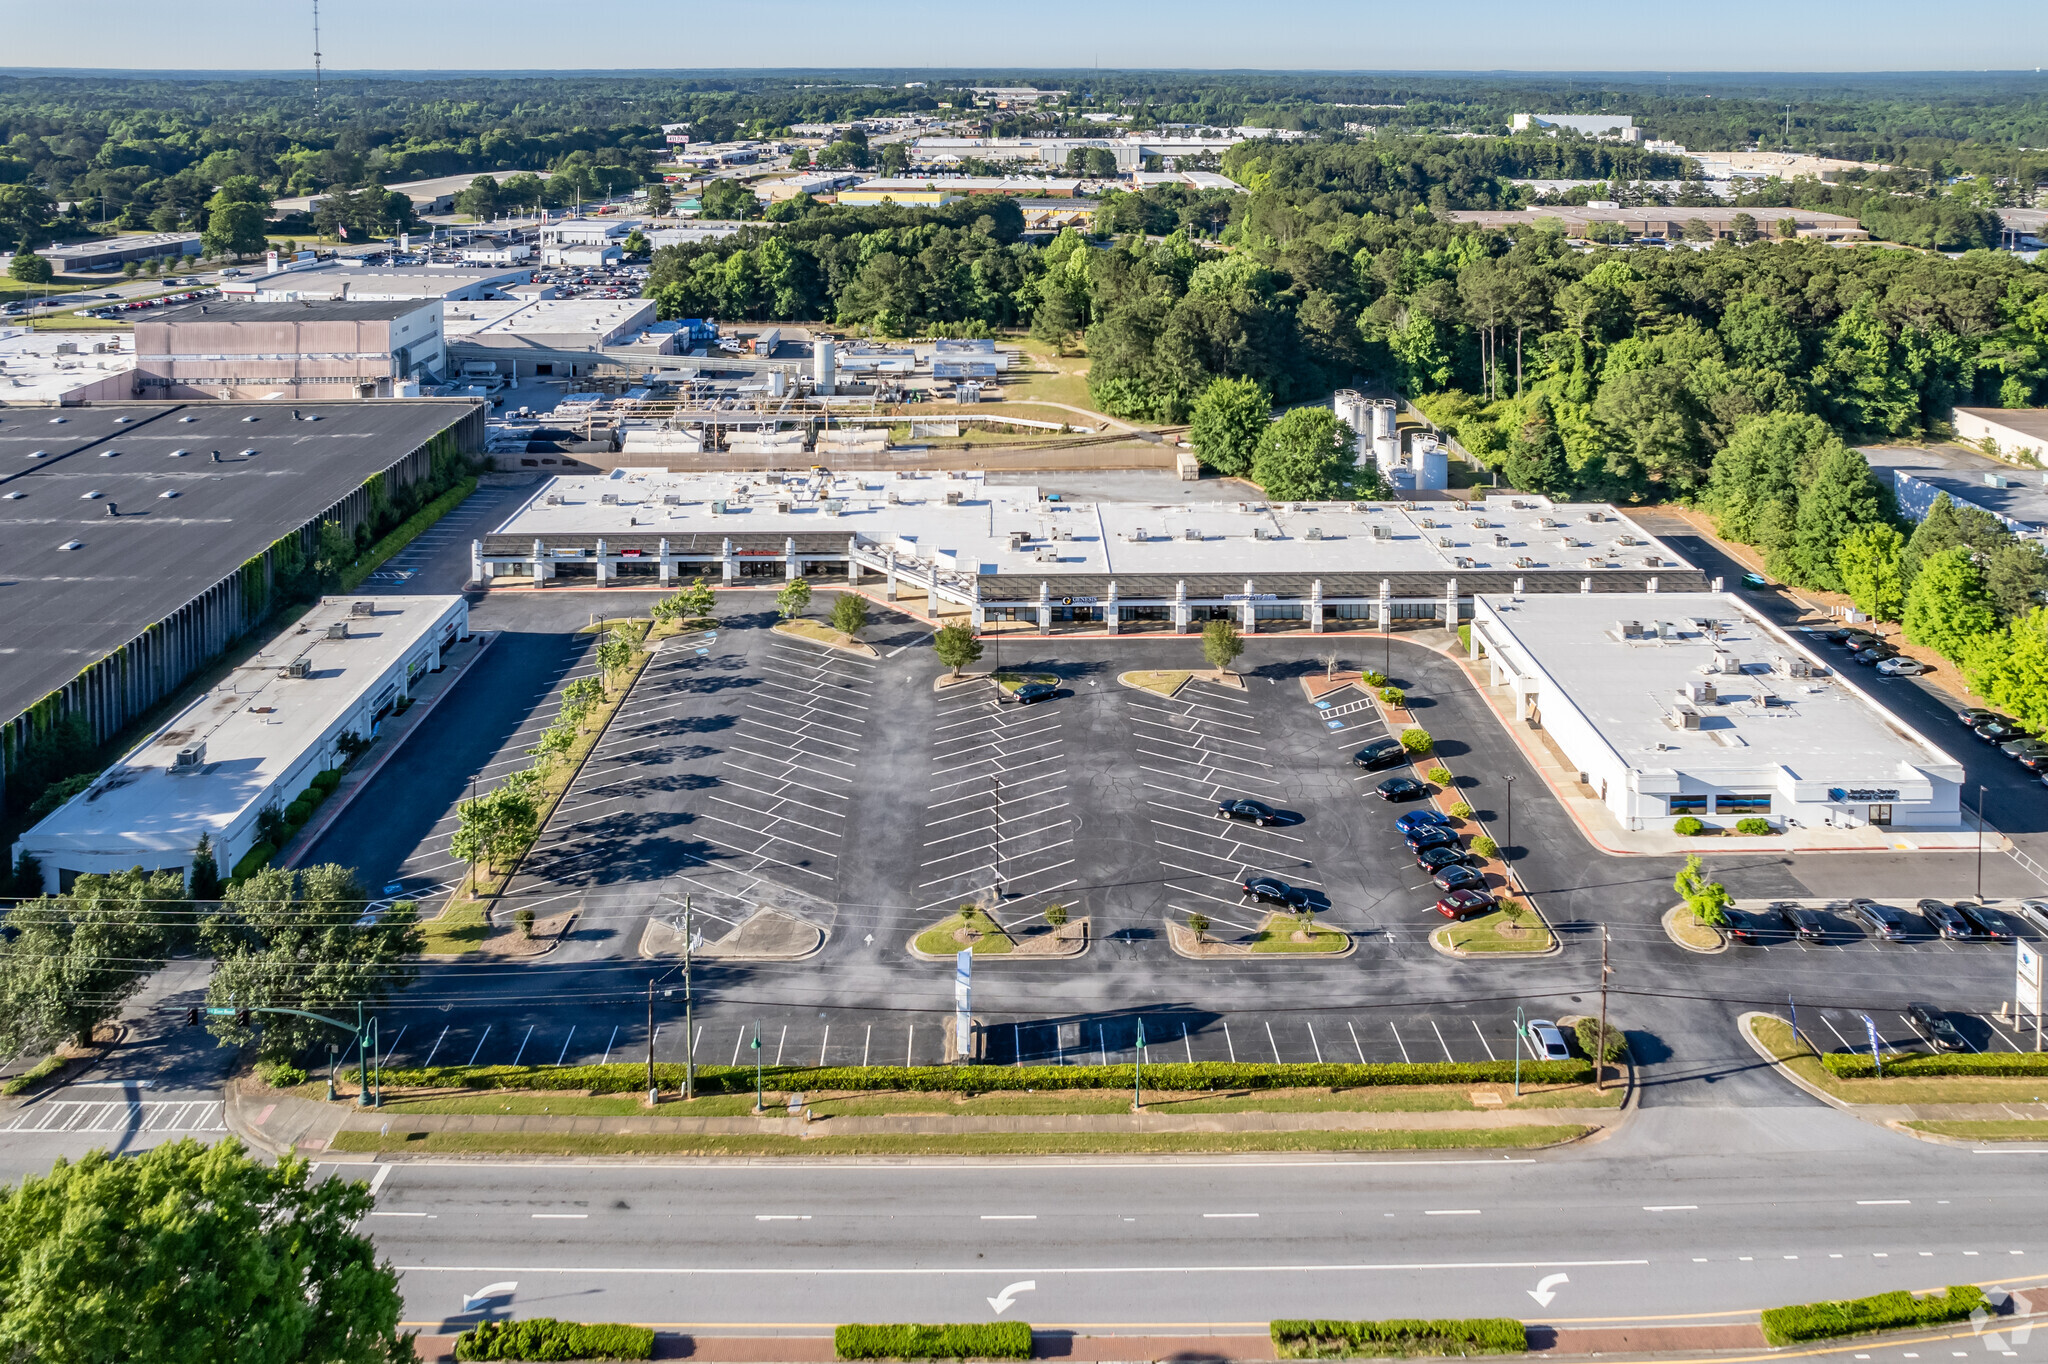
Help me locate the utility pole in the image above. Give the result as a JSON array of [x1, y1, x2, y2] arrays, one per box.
[[1595, 927, 1613, 1093], [683, 894, 696, 1101], [1503, 774, 1516, 885], [1976, 785, 1987, 900], [645, 979, 656, 1104]]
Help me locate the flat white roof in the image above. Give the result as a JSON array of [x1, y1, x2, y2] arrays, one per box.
[[225, 263, 533, 301], [494, 471, 1690, 581], [21, 595, 463, 860], [0, 329, 134, 403], [1477, 591, 1960, 783]]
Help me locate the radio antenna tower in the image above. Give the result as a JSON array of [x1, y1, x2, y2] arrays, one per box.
[[312, 0, 323, 111]]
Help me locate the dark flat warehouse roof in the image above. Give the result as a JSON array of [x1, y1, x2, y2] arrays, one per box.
[[0, 400, 476, 730], [149, 299, 434, 324]]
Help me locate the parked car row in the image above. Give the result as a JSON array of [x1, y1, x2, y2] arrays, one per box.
[[1951, 705, 2048, 781], [1813, 625, 1930, 676], [79, 287, 217, 319], [1720, 897, 2044, 945]]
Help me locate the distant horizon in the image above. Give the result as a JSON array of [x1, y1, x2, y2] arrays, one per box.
[[2, 66, 2045, 81], [1, 0, 2042, 74]]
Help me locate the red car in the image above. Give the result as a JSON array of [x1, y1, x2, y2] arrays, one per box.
[[1435, 889, 1495, 920]]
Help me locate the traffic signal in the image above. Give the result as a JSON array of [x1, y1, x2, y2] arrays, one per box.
[[184, 1007, 199, 1026], [234, 1008, 251, 1028]]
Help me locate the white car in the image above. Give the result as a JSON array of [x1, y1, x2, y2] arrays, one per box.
[[1875, 657, 1929, 677], [1524, 1018, 1572, 1062], [2019, 900, 2048, 933]]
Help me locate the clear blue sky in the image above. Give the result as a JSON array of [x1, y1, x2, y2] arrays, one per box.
[[0, 0, 2042, 72]]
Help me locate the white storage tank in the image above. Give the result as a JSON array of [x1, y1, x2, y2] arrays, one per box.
[[1373, 432, 1400, 476], [1334, 389, 1368, 435], [1411, 439, 1449, 491], [813, 337, 836, 395], [1371, 399, 1396, 441]]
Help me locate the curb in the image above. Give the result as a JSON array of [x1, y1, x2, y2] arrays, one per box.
[[640, 908, 831, 963], [1427, 916, 1563, 959], [905, 917, 1091, 962], [1162, 915, 1357, 961], [1736, 1011, 1852, 1112], [280, 630, 499, 870], [772, 619, 879, 658], [1661, 905, 1730, 954]]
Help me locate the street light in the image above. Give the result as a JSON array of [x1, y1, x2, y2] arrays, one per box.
[[1502, 774, 1516, 884], [1975, 784, 1987, 900]]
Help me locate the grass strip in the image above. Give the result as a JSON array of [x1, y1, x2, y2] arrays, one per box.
[[327, 1125, 1593, 1158], [1251, 914, 1349, 953], [339, 476, 476, 592], [1750, 1016, 2048, 1103], [913, 907, 1014, 956], [1272, 1318, 1527, 1359], [455, 1318, 654, 1360], [353, 1059, 1593, 1094], [1435, 907, 1553, 954], [1760, 1286, 1982, 1347], [417, 898, 490, 955], [1905, 1119, 2048, 1140], [0, 1054, 69, 1097], [836, 1323, 1032, 1361]]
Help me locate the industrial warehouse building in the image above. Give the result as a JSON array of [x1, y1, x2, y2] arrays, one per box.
[[1469, 592, 1964, 832], [1445, 205, 1867, 241], [0, 400, 485, 804], [472, 470, 1706, 631], [15, 594, 469, 892], [35, 232, 201, 274], [134, 299, 447, 398]]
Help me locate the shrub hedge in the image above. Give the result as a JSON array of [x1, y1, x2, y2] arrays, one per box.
[[1272, 1319, 1527, 1359], [454, 1318, 655, 1360], [835, 1323, 1032, 1360], [355, 1059, 1593, 1095], [1759, 1286, 1983, 1346], [1821, 1051, 2048, 1078], [1572, 1017, 1628, 1064], [311, 768, 343, 792], [1735, 817, 1772, 835], [1674, 815, 1705, 835], [1400, 728, 1433, 753], [230, 842, 276, 880], [1, 1054, 69, 1097]]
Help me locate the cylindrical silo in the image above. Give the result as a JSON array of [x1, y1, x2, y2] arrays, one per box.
[[1334, 389, 1366, 436], [813, 337, 836, 396], [1374, 432, 1400, 476], [1371, 400, 1396, 441], [1411, 440, 1449, 491]]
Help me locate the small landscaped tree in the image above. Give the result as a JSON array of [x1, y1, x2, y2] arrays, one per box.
[[1202, 617, 1244, 675], [933, 621, 983, 678], [594, 624, 636, 688], [776, 577, 812, 621], [1043, 903, 1068, 929], [679, 575, 717, 625], [1187, 911, 1210, 942], [830, 591, 870, 637], [1674, 853, 1731, 926], [188, 833, 224, 902]]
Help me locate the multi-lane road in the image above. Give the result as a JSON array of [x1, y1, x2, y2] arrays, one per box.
[[351, 1105, 2048, 1334]]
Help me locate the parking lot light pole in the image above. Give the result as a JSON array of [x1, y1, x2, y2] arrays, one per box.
[[1503, 775, 1516, 887], [1513, 1004, 1525, 1098], [683, 895, 696, 1102], [646, 979, 656, 1105]]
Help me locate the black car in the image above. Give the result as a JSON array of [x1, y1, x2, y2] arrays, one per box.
[[1918, 899, 1978, 940], [1352, 739, 1406, 771], [1008, 682, 1058, 705], [1976, 720, 2030, 745], [1851, 646, 1896, 666], [1821, 627, 1857, 644], [1218, 797, 1279, 826], [1850, 898, 1911, 942], [1954, 901, 2014, 941], [1416, 844, 1471, 873], [1905, 1003, 1968, 1053], [1842, 633, 1879, 652], [1405, 826, 1461, 853], [1433, 864, 1487, 893], [1241, 875, 1310, 908], [1719, 906, 1769, 944], [2018, 749, 2048, 774], [1774, 901, 1827, 943], [1376, 776, 1428, 802]]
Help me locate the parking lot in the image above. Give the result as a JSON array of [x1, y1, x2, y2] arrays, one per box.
[[292, 591, 2045, 1104]]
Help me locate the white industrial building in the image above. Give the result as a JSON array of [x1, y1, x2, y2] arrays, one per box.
[[538, 217, 632, 246], [35, 232, 201, 274], [443, 296, 659, 380], [541, 241, 624, 267], [473, 471, 1702, 632], [1469, 592, 1964, 833], [15, 595, 470, 893], [220, 260, 535, 304]]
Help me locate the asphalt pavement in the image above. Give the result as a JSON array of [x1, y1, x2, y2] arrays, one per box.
[[343, 1104, 2048, 1333]]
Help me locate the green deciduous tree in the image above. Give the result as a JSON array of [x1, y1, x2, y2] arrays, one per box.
[[1673, 853, 1731, 926], [699, 177, 758, 221], [453, 174, 499, 221], [775, 577, 812, 621], [1790, 445, 1888, 591], [594, 624, 636, 685], [1966, 608, 2048, 734], [1836, 524, 1908, 622], [201, 865, 422, 1061], [7, 247, 51, 283], [1202, 617, 1245, 674], [933, 621, 983, 678], [1985, 541, 2048, 625], [1903, 545, 1996, 661], [830, 592, 869, 637], [1187, 375, 1269, 479], [1250, 405, 1366, 501], [0, 1139, 414, 1363], [0, 869, 174, 1054]]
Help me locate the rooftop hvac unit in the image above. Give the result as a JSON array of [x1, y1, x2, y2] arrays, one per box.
[[1438, 535, 1453, 548], [1455, 555, 1474, 569], [1495, 533, 1510, 548], [1034, 548, 1056, 562], [326, 621, 348, 640], [1617, 534, 1637, 546], [1515, 555, 1536, 569], [1775, 654, 1813, 678], [885, 491, 900, 504], [663, 493, 682, 506], [544, 493, 562, 506], [1510, 499, 1529, 510], [600, 492, 618, 505], [282, 657, 312, 679], [822, 499, 842, 517], [1646, 555, 1663, 568], [1056, 527, 1073, 541], [173, 741, 206, 769], [1306, 526, 1323, 541], [1251, 525, 1268, 540], [1128, 527, 1147, 542], [350, 600, 374, 617], [1614, 620, 1642, 639], [1667, 706, 1702, 731], [1009, 531, 1029, 550], [1539, 517, 1556, 529], [1371, 524, 1392, 541], [945, 490, 963, 505], [772, 499, 789, 514], [709, 499, 725, 516], [1472, 518, 1488, 529], [1587, 510, 1606, 522], [1656, 620, 1679, 639], [1714, 652, 1744, 674], [1683, 680, 1717, 704], [1184, 526, 1202, 541], [1419, 517, 1435, 529]]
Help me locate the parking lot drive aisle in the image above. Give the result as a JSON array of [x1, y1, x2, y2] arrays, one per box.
[[919, 678, 1075, 920]]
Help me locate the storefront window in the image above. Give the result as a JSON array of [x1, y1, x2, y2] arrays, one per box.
[[1714, 794, 1772, 814], [1667, 795, 1707, 815]]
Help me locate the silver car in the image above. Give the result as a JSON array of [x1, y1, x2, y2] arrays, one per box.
[[1524, 1018, 1572, 1062]]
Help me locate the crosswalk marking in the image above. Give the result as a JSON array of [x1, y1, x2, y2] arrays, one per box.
[[1, 1100, 227, 1134]]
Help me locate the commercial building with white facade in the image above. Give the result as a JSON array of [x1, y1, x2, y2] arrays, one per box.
[[473, 470, 1706, 632], [14, 594, 470, 892], [1469, 592, 1964, 833]]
